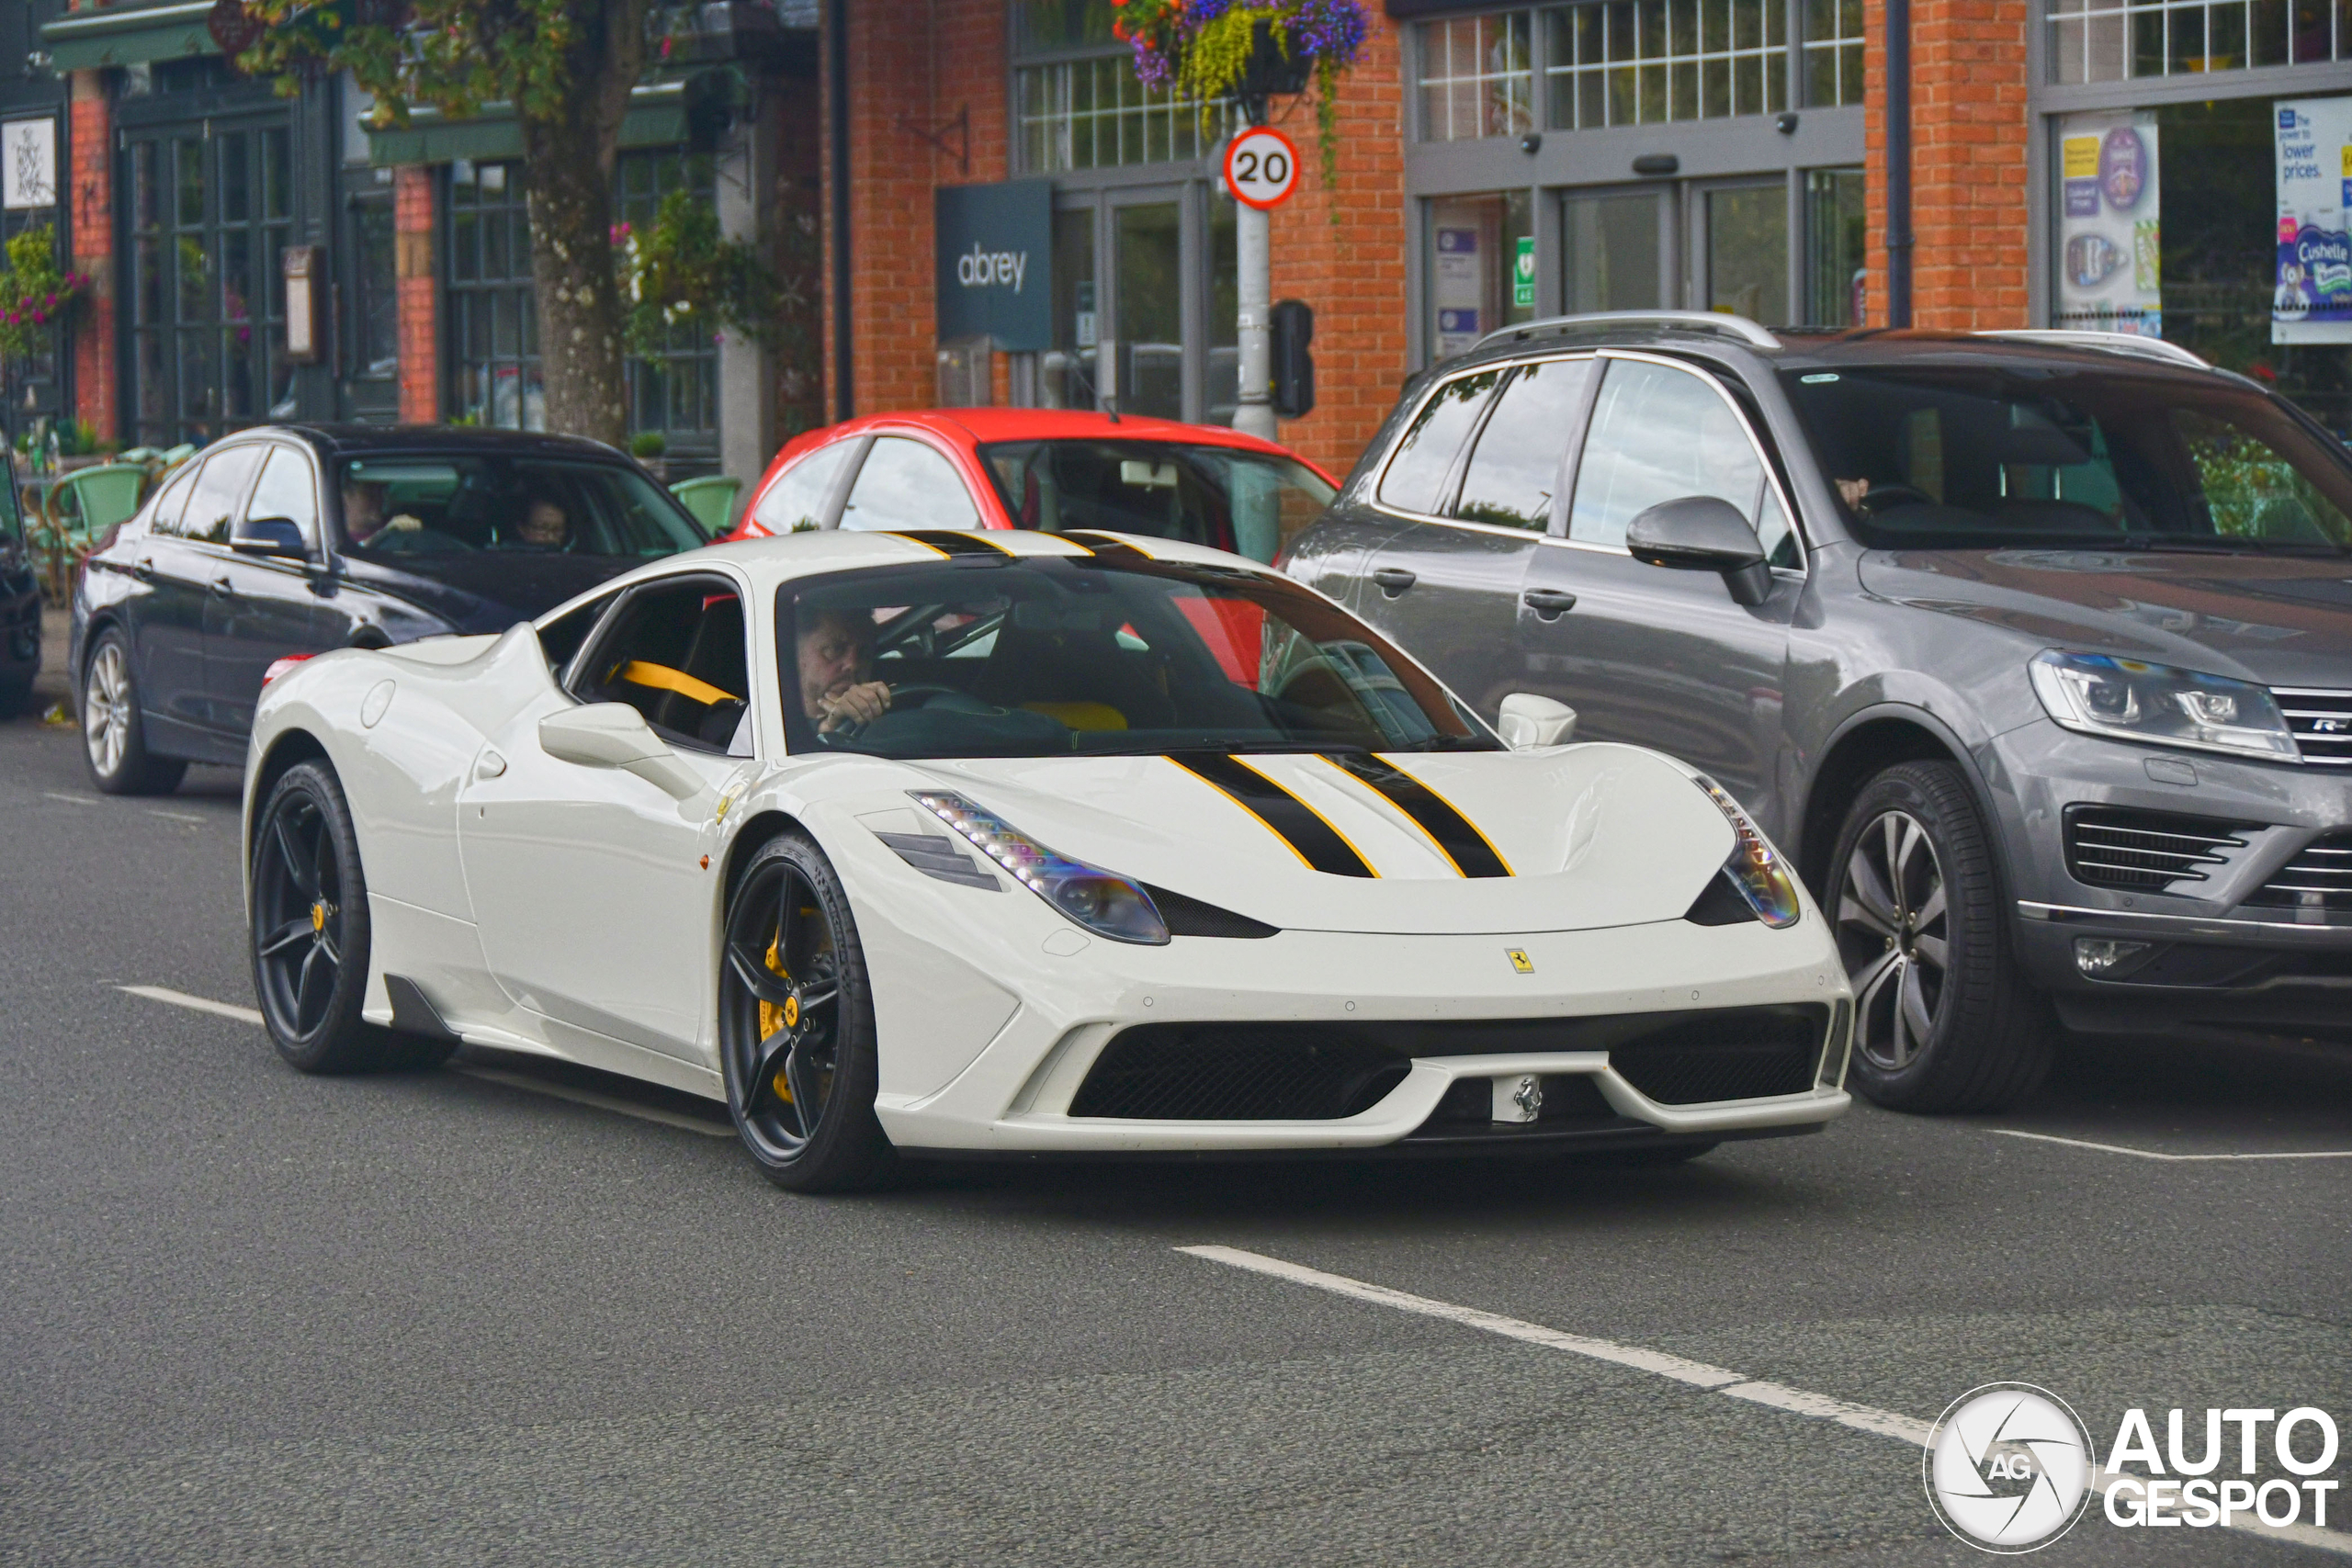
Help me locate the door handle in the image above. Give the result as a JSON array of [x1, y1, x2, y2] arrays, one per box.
[[1521, 588, 1578, 618], [210, 575, 235, 597], [1372, 568, 1418, 596], [133, 557, 157, 583]]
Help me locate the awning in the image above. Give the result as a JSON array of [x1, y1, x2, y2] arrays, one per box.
[[43, 1, 218, 73], [364, 84, 689, 165]]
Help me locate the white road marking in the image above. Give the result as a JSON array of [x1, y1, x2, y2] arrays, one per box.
[[44, 791, 101, 807], [450, 1064, 731, 1137], [1992, 1129, 2352, 1162], [119, 985, 729, 1138], [148, 808, 207, 824], [1179, 1246, 2352, 1557], [119, 985, 264, 1025]]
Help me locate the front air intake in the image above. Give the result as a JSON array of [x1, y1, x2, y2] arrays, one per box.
[[2062, 806, 2250, 893]]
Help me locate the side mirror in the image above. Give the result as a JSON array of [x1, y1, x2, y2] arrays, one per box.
[[1498, 693, 1577, 750], [231, 516, 311, 558], [1624, 495, 1773, 607], [538, 703, 707, 802]]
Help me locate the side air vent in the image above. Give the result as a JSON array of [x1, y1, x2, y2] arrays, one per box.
[[2273, 687, 2352, 767], [874, 832, 1001, 891], [2061, 806, 2249, 892], [1140, 884, 1280, 939], [2244, 831, 2352, 918]]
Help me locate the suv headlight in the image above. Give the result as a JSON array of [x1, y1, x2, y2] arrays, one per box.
[[1690, 774, 1803, 928], [2029, 650, 2297, 762], [911, 791, 1170, 945]]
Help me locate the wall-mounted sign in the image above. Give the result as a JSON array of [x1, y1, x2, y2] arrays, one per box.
[[3, 119, 57, 210], [2274, 98, 2352, 345], [934, 180, 1053, 353], [2052, 109, 2160, 337]]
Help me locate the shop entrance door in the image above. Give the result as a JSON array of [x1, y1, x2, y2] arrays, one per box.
[[1560, 186, 1675, 314], [1039, 182, 1236, 424], [1690, 179, 1792, 325]]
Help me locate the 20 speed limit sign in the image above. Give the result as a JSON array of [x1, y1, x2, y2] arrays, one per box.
[[1223, 126, 1301, 210]]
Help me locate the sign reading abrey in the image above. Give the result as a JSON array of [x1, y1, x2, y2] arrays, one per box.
[[934, 180, 1053, 353]]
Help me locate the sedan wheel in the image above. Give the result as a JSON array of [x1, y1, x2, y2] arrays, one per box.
[[719, 834, 894, 1191], [1827, 761, 2051, 1113], [81, 630, 185, 795]]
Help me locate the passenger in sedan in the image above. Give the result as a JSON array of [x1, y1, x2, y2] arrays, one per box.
[[796, 605, 891, 736], [342, 478, 422, 545], [517, 496, 571, 550]]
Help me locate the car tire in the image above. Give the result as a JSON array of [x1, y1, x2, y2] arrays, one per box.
[[718, 832, 896, 1193], [251, 760, 447, 1074], [1829, 760, 2051, 1113], [81, 628, 186, 795]]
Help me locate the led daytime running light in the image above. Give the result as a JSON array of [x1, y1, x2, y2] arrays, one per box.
[[910, 791, 1170, 945], [1690, 774, 1802, 929]]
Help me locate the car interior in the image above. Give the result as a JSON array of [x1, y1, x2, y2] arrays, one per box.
[[338, 457, 705, 558], [572, 577, 753, 755]]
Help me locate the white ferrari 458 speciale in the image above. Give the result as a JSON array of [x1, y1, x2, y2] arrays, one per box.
[[243, 527, 1851, 1190]]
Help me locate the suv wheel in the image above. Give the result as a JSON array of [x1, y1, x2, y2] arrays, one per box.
[[1829, 761, 2050, 1112]]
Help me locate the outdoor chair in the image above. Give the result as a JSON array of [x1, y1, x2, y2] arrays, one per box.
[[670, 474, 742, 536]]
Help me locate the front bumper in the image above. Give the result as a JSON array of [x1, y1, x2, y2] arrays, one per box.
[[846, 858, 1854, 1154], [1989, 717, 2352, 1029]]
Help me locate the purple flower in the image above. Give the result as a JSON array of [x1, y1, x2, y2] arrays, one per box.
[[29, 310, 44, 324]]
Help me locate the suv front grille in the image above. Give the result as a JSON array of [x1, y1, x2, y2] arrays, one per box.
[[2244, 831, 2352, 916], [2275, 687, 2352, 767], [1066, 1006, 1829, 1120], [2063, 806, 2249, 892]]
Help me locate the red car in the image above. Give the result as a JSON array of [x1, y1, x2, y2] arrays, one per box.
[[724, 409, 1340, 564]]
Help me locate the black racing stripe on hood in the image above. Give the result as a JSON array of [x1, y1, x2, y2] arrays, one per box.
[[1169, 754, 1377, 878], [885, 530, 1017, 558], [1325, 753, 1514, 878]]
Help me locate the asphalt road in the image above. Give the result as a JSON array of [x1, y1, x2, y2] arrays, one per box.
[[2, 707, 2348, 1566]]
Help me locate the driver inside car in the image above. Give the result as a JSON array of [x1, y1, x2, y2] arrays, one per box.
[[797, 605, 891, 737]]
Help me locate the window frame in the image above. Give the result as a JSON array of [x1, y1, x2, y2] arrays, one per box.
[[1551, 348, 1809, 572], [835, 431, 988, 533], [563, 567, 763, 758], [1371, 355, 1605, 536]]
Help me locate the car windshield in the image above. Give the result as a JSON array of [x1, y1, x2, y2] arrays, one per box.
[[1779, 366, 2352, 554], [777, 554, 1494, 760], [334, 455, 707, 558], [976, 440, 1335, 564]]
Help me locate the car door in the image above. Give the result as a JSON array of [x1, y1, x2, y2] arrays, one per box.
[[124, 457, 228, 759], [836, 434, 983, 532], [458, 572, 755, 1060], [1513, 351, 1804, 825], [209, 445, 334, 735], [1355, 357, 1597, 718]]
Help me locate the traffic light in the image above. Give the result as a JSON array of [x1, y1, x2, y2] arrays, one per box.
[[1271, 299, 1314, 422]]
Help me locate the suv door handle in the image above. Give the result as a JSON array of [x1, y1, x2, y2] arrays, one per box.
[[1372, 568, 1418, 596], [1521, 588, 1578, 618]]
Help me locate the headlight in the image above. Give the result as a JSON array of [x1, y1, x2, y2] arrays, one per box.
[[1690, 774, 1803, 928], [910, 790, 1170, 945], [2028, 650, 2297, 762]]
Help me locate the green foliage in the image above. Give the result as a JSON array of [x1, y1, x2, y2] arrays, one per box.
[[629, 430, 668, 458], [614, 189, 785, 357]]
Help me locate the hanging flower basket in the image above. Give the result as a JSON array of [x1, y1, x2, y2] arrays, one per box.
[[1115, 0, 1369, 187], [0, 225, 86, 366]]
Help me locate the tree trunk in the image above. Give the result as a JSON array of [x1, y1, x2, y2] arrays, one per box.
[[514, 0, 649, 446]]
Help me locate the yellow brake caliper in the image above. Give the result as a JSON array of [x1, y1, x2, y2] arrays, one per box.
[[759, 933, 794, 1102]]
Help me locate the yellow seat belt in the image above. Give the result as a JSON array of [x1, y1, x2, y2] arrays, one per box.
[[614, 660, 739, 707]]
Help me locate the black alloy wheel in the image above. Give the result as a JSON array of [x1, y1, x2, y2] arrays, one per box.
[[81, 628, 186, 795], [250, 760, 450, 1074], [719, 834, 895, 1192], [1829, 761, 2050, 1112]]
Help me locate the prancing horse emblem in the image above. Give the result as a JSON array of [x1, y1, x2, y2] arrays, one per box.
[[1506, 948, 1533, 974]]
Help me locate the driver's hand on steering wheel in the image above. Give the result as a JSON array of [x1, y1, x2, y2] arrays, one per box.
[[817, 679, 892, 735], [1835, 477, 1871, 509]]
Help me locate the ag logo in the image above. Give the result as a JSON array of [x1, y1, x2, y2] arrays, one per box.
[[1925, 1383, 2094, 1553]]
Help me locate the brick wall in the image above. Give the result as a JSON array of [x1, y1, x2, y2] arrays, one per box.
[[1865, 0, 2034, 330], [1268, 18, 1410, 479], [393, 165, 438, 423], [67, 73, 115, 441]]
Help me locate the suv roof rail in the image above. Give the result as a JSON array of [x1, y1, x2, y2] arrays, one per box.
[[1973, 330, 2210, 370], [1475, 310, 1781, 352]]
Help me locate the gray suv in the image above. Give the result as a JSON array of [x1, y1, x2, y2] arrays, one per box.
[[1284, 313, 2352, 1113]]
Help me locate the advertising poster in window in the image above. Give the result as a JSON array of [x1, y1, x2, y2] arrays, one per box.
[[2273, 98, 2352, 345], [2053, 109, 2161, 336]]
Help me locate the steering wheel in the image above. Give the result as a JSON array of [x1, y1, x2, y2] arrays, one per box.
[[818, 683, 988, 743], [1854, 483, 1936, 513]]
